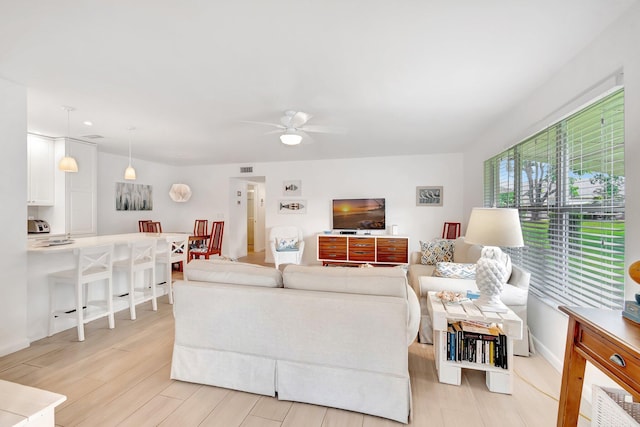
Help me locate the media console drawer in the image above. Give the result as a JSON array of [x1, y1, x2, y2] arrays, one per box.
[[317, 235, 408, 265], [348, 237, 375, 262], [318, 236, 348, 261], [376, 238, 409, 263]]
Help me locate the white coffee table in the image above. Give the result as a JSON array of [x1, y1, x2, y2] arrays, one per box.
[[427, 291, 523, 394], [0, 380, 66, 426]]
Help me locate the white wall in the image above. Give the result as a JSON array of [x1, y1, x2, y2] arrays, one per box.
[[0, 78, 29, 356], [94, 152, 464, 263], [462, 2, 640, 397]]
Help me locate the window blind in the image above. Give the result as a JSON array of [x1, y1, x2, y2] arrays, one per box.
[[484, 89, 625, 309]]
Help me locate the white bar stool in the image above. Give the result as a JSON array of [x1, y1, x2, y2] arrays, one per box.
[[156, 235, 188, 304], [48, 243, 115, 341], [113, 238, 157, 320]]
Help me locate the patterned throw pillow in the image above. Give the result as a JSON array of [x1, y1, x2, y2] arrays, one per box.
[[276, 237, 299, 252], [420, 240, 454, 265], [432, 262, 476, 279]]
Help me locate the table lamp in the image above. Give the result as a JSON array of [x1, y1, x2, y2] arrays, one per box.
[[464, 208, 524, 312]]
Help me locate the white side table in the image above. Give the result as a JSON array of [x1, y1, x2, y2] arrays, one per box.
[[427, 291, 523, 394], [0, 380, 66, 426]]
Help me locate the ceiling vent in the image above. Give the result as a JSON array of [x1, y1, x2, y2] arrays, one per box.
[[81, 134, 104, 139], [240, 166, 253, 173]]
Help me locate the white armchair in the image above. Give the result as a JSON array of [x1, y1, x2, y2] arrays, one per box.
[[269, 226, 305, 269]]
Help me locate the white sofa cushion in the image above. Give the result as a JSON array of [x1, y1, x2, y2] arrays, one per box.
[[283, 265, 420, 345], [419, 264, 529, 306], [185, 259, 283, 287], [283, 265, 408, 298]]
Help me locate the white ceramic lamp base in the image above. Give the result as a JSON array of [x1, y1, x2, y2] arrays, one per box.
[[474, 246, 511, 313]]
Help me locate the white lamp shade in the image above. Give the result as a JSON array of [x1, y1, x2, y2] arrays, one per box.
[[169, 183, 192, 202], [280, 133, 302, 145], [58, 156, 78, 173], [465, 208, 524, 247], [124, 165, 136, 180]]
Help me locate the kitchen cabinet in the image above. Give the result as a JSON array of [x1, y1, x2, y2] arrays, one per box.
[[62, 138, 97, 236], [27, 134, 55, 206]]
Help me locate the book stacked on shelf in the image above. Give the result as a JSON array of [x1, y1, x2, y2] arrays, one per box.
[[445, 320, 508, 369]]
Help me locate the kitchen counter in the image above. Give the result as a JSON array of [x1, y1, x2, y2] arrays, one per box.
[[27, 233, 190, 341]]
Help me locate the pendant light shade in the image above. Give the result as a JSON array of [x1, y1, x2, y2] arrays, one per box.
[[59, 106, 79, 173], [124, 127, 136, 180], [58, 156, 79, 173], [124, 165, 136, 180]]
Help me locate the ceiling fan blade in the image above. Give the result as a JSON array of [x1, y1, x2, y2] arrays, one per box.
[[240, 120, 285, 129], [299, 124, 347, 134], [298, 130, 314, 143], [289, 111, 311, 128], [264, 129, 284, 135]]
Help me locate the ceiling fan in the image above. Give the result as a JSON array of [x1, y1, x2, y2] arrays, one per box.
[[243, 110, 345, 145]]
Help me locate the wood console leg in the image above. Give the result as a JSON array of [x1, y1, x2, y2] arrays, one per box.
[[557, 316, 586, 427]]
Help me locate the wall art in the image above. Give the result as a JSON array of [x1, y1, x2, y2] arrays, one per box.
[[278, 199, 307, 214], [116, 182, 153, 211], [416, 186, 443, 207], [283, 180, 302, 196]]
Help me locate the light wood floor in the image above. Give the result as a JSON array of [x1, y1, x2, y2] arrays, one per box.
[[0, 253, 591, 426]]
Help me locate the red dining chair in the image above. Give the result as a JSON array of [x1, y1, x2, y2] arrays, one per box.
[[189, 221, 224, 260], [142, 221, 163, 233], [138, 220, 152, 232], [442, 222, 461, 240], [192, 219, 209, 250]]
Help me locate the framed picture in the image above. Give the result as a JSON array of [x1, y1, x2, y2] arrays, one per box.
[[283, 180, 302, 196], [416, 186, 443, 207], [278, 199, 307, 214], [116, 182, 153, 211]]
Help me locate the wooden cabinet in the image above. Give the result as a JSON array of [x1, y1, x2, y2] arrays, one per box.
[[557, 306, 640, 426], [27, 134, 55, 206], [317, 235, 408, 265], [318, 236, 348, 261], [377, 237, 409, 263]]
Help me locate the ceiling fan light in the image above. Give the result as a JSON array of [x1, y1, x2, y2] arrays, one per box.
[[124, 165, 137, 180], [280, 133, 302, 145], [58, 156, 78, 173]]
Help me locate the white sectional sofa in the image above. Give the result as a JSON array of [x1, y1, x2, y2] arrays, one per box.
[[407, 237, 531, 356], [171, 260, 420, 424]]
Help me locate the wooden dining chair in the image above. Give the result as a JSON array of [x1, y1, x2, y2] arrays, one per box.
[[142, 221, 163, 233], [191, 219, 209, 250], [138, 220, 152, 232], [189, 221, 224, 260], [442, 222, 461, 240]]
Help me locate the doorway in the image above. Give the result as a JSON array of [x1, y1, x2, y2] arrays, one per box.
[[247, 184, 256, 253], [244, 178, 265, 257]]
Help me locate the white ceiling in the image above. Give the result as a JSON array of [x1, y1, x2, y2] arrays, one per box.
[[0, 0, 636, 166]]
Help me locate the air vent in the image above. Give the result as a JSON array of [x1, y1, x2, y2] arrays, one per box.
[[240, 166, 253, 173], [81, 134, 104, 139]]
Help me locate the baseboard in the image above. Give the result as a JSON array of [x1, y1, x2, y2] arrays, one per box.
[[0, 338, 30, 357], [531, 333, 596, 407]]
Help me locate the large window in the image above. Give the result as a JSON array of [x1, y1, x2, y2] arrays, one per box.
[[484, 89, 625, 309]]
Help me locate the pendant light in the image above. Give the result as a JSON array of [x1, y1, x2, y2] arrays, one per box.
[[58, 106, 79, 173], [124, 127, 136, 180]]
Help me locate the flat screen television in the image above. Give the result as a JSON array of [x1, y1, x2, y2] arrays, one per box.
[[332, 198, 386, 230]]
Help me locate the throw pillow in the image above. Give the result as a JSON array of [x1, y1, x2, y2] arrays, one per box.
[[420, 239, 454, 265], [276, 237, 299, 252], [432, 262, 476, 279]]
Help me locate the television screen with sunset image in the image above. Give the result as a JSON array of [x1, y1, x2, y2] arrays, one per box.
[[332, 198, 386, 230]]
